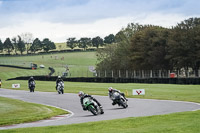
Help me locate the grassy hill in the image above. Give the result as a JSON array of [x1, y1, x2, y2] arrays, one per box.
[[0, 51, 97, 80]]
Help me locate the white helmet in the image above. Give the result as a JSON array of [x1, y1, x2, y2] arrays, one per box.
[[78, 91, 84, 97], [58, 76, 61, 78], [108, 87, 113, 92]]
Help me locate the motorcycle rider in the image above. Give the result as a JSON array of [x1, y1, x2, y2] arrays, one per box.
[[28, 77, 35, 89], [78, 91, 104, 114], [56, 76, 63, 90], [108, 87, 128, 105]]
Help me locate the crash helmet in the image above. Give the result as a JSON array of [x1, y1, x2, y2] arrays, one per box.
[[58, 76, 61, 79], [108, 87, 113, 92], [78, 91, 84, 97], [30, 76, 33, 79]]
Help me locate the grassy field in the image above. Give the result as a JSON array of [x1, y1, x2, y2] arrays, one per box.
[[0, 96, 68, 126], [0, 51, 97, 80], [1, 110, 200, 133]]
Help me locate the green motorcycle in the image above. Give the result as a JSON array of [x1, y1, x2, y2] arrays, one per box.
[[83, 97, 102, 115]]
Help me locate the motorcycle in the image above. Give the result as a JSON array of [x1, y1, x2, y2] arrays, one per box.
[[111, 92, 128, 108], [83, 97, 103, 115], [57, 82, 64, 94], [29, 81, 35, 92]]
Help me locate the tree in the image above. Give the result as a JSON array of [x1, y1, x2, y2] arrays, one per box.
[[12, 37, 18, 54], [104, 34, 115, 44], [78, 37, 91, 50], [96, 23, 143, 71], [30, 38, 42, 53], [0, 39, 3, 53], [167, 17, 200, 76], [92, 36, 103, 48], [66, 37, 77, 49], [3, 38, 14, 54], [17, 36, 26, 55], [129, 26, 170, 70], [42, 38, 56, 52], [21, 32, 34, 54]]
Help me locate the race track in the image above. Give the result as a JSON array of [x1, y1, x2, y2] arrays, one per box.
[[0, 88, 200, 130]]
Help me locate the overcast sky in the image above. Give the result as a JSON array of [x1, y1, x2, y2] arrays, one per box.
[[0, 0, 200, 42]]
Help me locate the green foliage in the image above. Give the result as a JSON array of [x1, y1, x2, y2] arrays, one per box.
[[97, 17, 200, 73], [66, 37, 77, 49], [11, 37, 18, 54], [78, 37, 91, 50], [104, 34, 115, 44], [42, 38, 56, 52], [30, 38, 42, 53], [3, 38, 14, 54], [92, 36, 103, 48], [130, 26, 170, 70], [167, 18, 200, 74], [0, 39, 3, 52], [97, 23, 143, 71], [17, 36, 26, 55]]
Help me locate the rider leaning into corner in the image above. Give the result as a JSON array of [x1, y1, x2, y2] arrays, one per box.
[[108, 87, 128, 105], [56, 76, 63, 90], [78, 91, 104, 114]]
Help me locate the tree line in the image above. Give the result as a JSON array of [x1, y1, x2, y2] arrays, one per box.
[[66, 34, 115, 50], [96, 17, 200, 76], [0, 33, 56, 55], [0, 32, 116, 55]]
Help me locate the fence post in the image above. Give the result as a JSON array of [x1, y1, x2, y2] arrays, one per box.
[[119, 70, 121, 78], [112, 70, 113, 78], [142, 70, 144, 78], [98, 71, 100, 77], [168, 70, 170, 78], [105, 70, 107, 77], [126, 70, 128, 78], [198, 70, 200, 77], [134, 70, 136, 78]]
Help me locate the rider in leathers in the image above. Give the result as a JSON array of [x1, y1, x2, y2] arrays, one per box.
[[28, 77, 35, 89], [78, 91, 104, 114], [108, 87, 128, 105], [56, 76, 63, 90]]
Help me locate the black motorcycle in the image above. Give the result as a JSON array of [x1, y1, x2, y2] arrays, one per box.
[[29, 81, 35, 92], [57, 82, 64, 94], [111, 92, 128, 108]]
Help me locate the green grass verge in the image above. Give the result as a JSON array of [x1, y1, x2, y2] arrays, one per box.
[[0, 96, 68, 126], [1, 110, 200, 133], [2, 80, 200, 103]]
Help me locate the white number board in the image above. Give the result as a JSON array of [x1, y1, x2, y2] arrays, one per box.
[[133, 89, 145, 95], [12, 84, 20, 88]]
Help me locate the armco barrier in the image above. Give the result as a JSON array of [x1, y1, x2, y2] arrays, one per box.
[[7, 76, 200, 84], [0, 64, 31, 69]]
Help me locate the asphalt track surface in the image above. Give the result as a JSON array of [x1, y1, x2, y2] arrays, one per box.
[[0, 88, 200, 130]]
